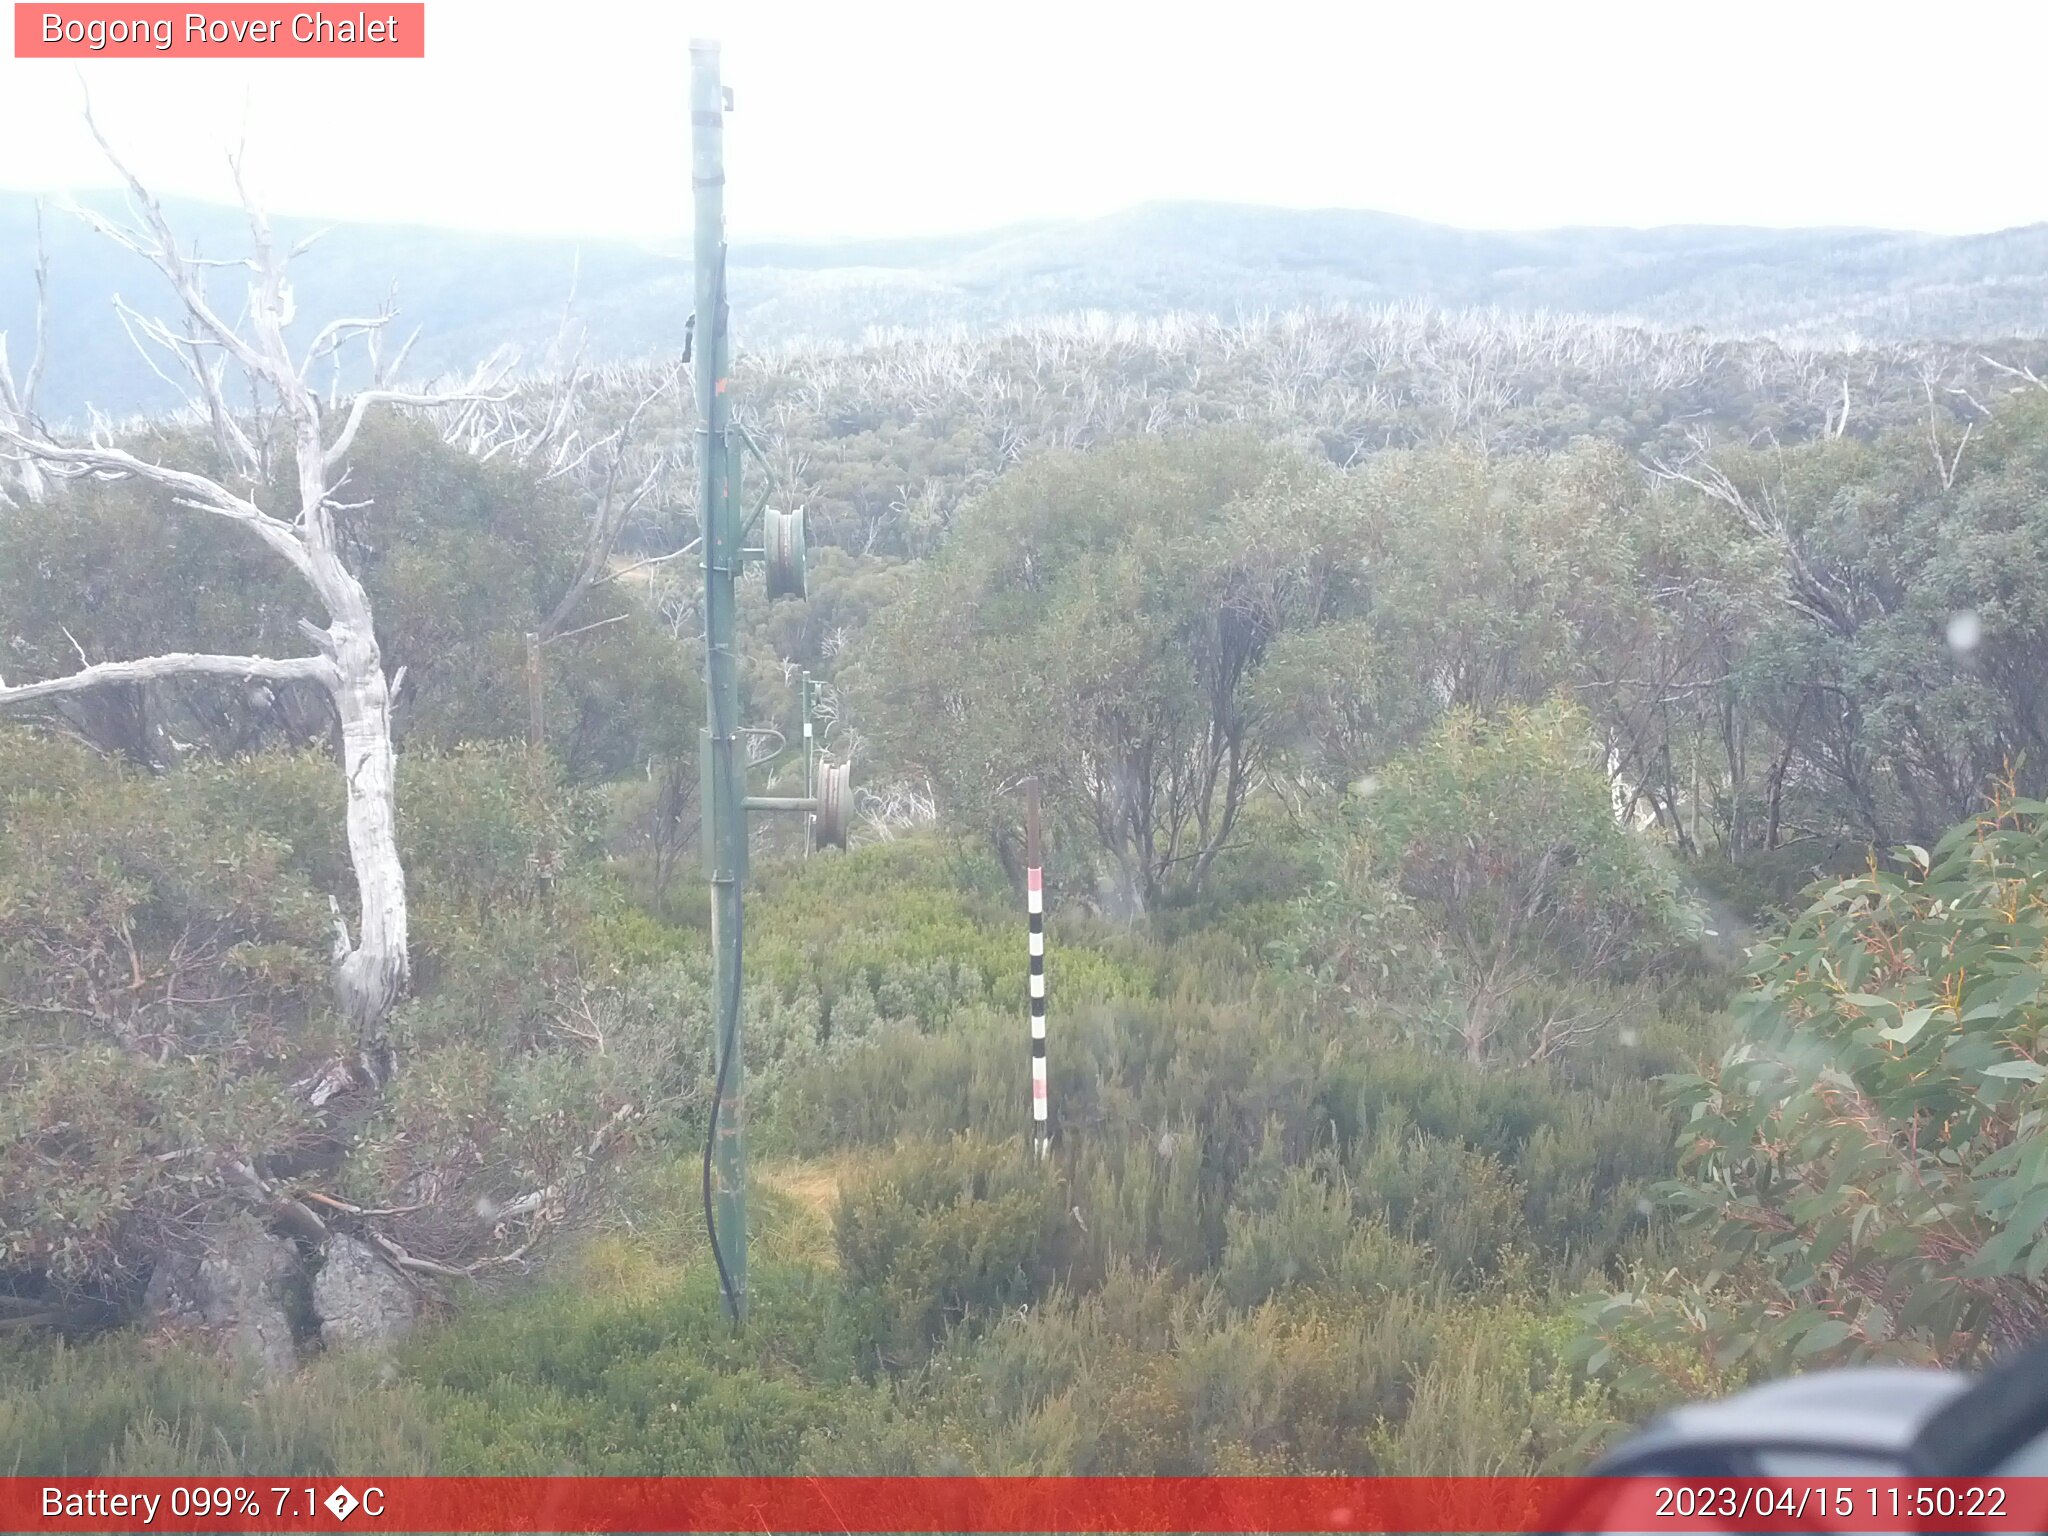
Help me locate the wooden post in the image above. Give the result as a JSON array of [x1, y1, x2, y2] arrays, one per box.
[[524, 631, 545, 753]]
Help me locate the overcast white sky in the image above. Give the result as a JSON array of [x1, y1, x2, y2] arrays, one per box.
[[3, 0, 2044, 243]]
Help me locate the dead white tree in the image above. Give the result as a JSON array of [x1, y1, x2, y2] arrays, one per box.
[[527, 370, 682, 721], [855, 778, 938, 841], [1648, 430, 1855, 641], [0, 116, 504, 1067], [0, 199, 50, 505], [1922, 368, 1974, 492]]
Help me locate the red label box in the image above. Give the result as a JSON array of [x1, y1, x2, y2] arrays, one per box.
[[14, 3, 425, 57], [7, 1477, 2048, 1533]]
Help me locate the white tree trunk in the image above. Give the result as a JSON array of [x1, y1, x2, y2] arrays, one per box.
[[0, 201, 50, 506], [0, 426, 48, 503], [331, 617, 409, 1036]]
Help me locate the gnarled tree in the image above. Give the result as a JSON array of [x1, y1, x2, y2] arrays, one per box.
[[0, 120, 501, 1065]]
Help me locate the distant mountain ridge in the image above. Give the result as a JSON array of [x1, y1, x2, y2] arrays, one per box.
[[3, 193, 2045, 420]]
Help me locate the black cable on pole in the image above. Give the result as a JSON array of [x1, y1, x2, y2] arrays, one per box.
[[702, 896, 742, 1323]]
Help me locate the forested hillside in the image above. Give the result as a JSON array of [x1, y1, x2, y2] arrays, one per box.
[[7, 188, 2048, 419], [7, 188, 2048, 1475]]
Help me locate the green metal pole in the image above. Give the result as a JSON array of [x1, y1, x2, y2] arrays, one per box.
[[692, 37, 747, 1327]]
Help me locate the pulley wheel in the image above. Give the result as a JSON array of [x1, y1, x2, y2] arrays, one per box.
[[814, 759, 851, 850], [765, 507, 807, 601]]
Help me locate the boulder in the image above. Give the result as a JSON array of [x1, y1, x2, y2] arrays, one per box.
[[144, 1216, 301, 1381], [312, 1233, 418, 1349]]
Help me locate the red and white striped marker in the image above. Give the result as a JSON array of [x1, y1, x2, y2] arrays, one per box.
[[1025, 778, 1048, 1158]]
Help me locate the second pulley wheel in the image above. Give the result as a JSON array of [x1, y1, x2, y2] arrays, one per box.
[[813, 758, 851, 849], [764, 506, 807, 600]]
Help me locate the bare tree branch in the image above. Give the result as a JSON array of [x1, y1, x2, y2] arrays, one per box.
[[73, 106, 293, 398], [1980, 353, 2048, 393], [0, 651, 335, 705], [301, 313, 398, 381], [0, 422, 313, 575], [325, 376, 509, 470], [595, 535, 702, 588]]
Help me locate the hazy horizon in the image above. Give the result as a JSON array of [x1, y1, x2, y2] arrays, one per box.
[[4, 187, 2039, 251], [4, 0, 2047, 244]]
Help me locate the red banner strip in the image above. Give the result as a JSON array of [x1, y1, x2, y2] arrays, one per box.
[[7, 1477, 2048, 1532], [14, 5, 425, 58]]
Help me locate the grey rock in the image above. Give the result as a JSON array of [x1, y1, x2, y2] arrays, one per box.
[[144, 1216, 301, 1381], [312, 1234, 417, 1350]]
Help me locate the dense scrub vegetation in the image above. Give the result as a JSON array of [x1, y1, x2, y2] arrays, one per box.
[[3, 823, 1701, 1472], [6, 299, 2048, 1472]]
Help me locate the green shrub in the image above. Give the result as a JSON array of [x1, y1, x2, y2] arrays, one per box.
[[1515, 1084, 1671, 1285], [1368, 1305, 1613, 1474], [1343, 1122, 1527, 1285], [1060, 1129, 1219, 1284], [0, 728, 332, 1296], [396, 1258, 874, 1473], [835, 1135, 1068, 1369], [0, 1335, 436, 1475], [1215, 1161, 1430, 1307], [1281, 700, 1702, 1065], [1588, 788, 2048, 1391]]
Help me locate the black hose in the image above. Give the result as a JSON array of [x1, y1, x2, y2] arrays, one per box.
[[702, 895, 742, 1323]]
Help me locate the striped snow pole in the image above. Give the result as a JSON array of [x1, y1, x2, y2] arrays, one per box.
[[1026, 777, 1048, 1158]]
